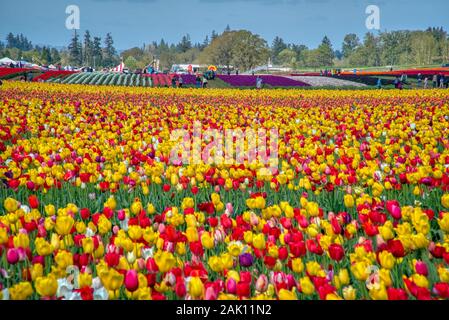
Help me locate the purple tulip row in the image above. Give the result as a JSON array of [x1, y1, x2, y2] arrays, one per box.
[[217, 75, 310, 87]]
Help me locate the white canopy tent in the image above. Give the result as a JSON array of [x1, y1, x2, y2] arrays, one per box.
[[0, 57, 16, 65]]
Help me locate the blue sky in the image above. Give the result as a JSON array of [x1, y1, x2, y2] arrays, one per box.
[[1, 0, 448, 50]]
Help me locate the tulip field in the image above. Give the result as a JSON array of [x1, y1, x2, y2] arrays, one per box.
[[2, 81, 449, 300]]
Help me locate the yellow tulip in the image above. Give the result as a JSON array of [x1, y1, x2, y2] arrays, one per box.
[[343, 286, 357, 300], [188, 277, 204, 299], [344, 194, 354, 208], [4, 197, 19, 213], [278, 288, 297, 300], [154, 251, 176, 273], [379, 251, 395, 270], [55, 215, 74, 235], [82, 237, 95, 254], [252, 234, 266, 250], [442, 194, 449, 209], [35, 275, 58, 297], [291, 258, 304, 273], [299, 277, 315, 295], [201, 232, 214, 249]]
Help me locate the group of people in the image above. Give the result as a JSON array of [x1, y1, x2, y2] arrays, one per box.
[[4, 61, 23, 68], [321, 69, 341, 76], [383, 73, 448, 90], [195, 74, 208, 88], [418, 73, 448, 89], [171, 74, 209, 88], [171, 75, 184, 88]]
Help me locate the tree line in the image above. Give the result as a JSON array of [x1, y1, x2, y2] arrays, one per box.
[[1, 26, 448, 71]]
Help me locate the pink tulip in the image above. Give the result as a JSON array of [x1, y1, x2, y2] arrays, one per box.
[[225, 203, 233, 214], [286, 274, 296, 290], [205, 286, 218, 300], [124, 269, 139, 292], [226, 278, 237, 294], [386, 200, 402, 220], [250, 214, 259, 226], [37, 225, 47, 238], [7, 248, 19, 264], [415, 260, 428, 276], [165, 272, 176, 286], [255, 274, 268, 293], [117, 209, 126, 221], [137, 258, 146, 270], [112, 225, 120, 235]]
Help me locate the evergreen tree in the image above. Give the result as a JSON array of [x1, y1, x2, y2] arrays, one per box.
[[202, 35, 210, 50], [103, 33, 118, 67], [271, 36, 287, 64], [6, 33, 15, 48], [363, 32, 381, 66], [225, 24, 231, 32], [83, 30, 93, 66], [40, 46, 52, 64], [51, 48, 61, 64], [18, 34, 32, 50], [92, 36, 102, 68], [68, 30, 82, 65], [317, 36, 335, 66], [211, 30, 219, 41], [177, 34, 192, 53], [342, 33, 360, 58]]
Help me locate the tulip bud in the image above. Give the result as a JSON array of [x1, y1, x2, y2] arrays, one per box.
[[205, 286, 217, 300], [415, 260, 428, 276], [175, 281, 186, 298], [137, 258, 146, 270], [124, 269, 139, 292], [255, 274, 268, 293], [226, 277, 237, 294], [7, 248, 19, 264], [188, 277, 204, 299]]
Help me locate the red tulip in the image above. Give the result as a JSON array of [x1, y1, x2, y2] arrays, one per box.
[[328, 243, 345, 261], [80, 208, 91, 220], [26, 181, 35, 190], [387, 287, 408, 300], [105, 252, 120, 268], [175, 280, 186, 298], [433, 283, 449, 298], [387, 239, 405, 258], [236, 282, 250, 297]]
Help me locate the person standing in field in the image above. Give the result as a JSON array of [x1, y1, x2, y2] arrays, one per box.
[[178, 75, 183, 88], [424, 77, 428, 89], [202, 76, 208, 88], [432, 74, 438, 88], [196, 74, 202, 88], [376, 78, 382, 89]]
